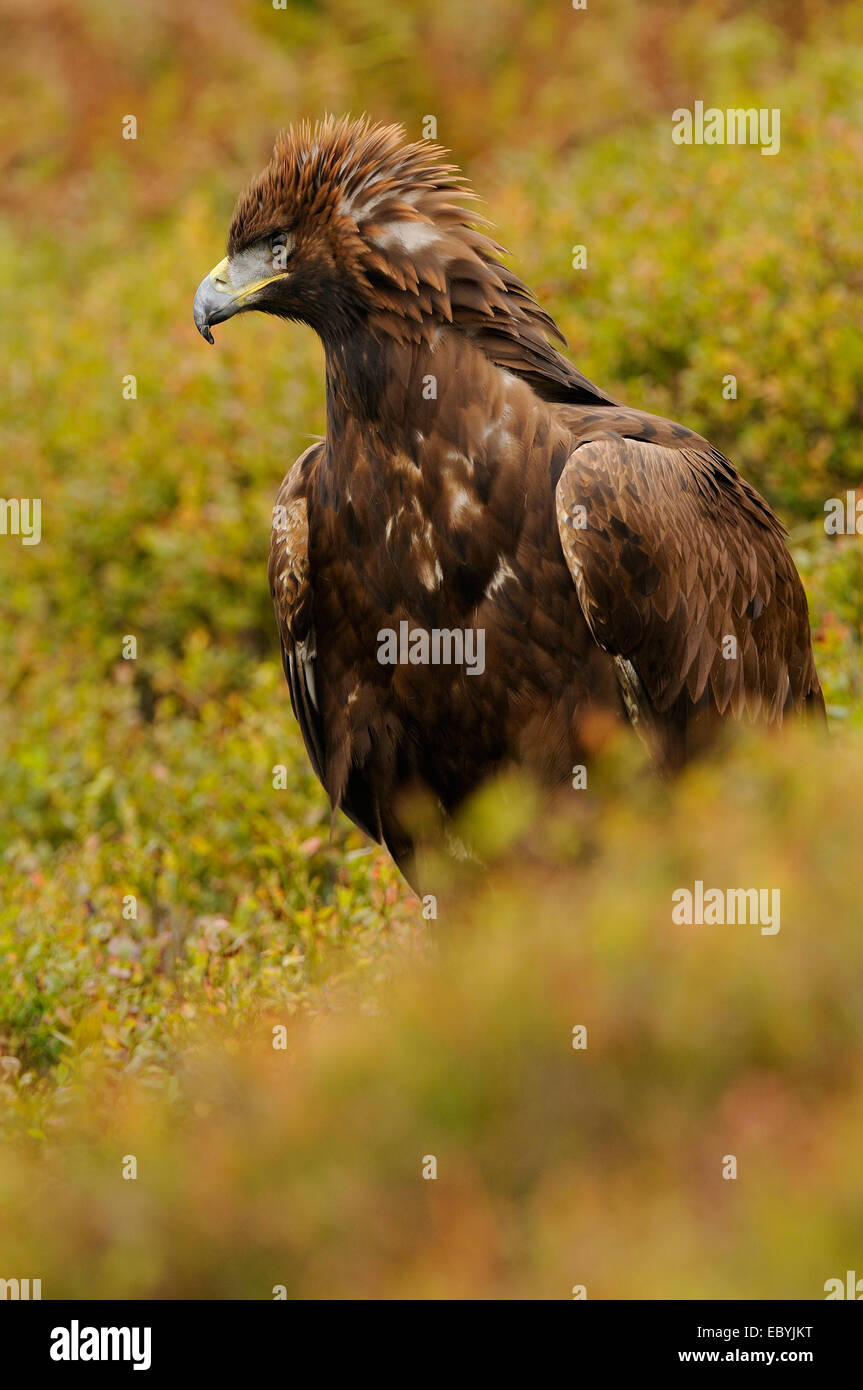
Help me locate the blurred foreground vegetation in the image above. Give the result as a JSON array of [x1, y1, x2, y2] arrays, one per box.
[[0, 0, 862, 1297]]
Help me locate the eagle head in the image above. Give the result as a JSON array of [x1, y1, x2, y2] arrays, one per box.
[[193, 114, 493, 348]]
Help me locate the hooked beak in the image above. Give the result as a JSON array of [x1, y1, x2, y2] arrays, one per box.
[[193, 256, 282, 344]]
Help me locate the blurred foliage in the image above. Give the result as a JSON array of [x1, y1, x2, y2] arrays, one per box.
[[2, 732, 863, 1297], [0, 0, 862, 1297]]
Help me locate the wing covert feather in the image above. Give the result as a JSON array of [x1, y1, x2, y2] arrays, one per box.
[[555, 435, 823, 724]]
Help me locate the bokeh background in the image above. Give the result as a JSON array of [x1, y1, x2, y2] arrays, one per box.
[[1, 0, 862, 1297]]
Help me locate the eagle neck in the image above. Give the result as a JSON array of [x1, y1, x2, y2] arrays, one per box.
[[323, 329, 440, 456]]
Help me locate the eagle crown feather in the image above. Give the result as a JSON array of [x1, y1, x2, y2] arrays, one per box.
[[224, 115, 565, 350]]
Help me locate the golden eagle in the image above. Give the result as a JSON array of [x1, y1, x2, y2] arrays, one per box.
[[194, 116, 824, 883]]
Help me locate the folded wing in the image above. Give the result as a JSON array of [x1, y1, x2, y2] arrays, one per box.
[[555, 432, 824, 759]]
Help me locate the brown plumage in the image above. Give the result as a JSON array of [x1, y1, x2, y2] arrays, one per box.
[[193, 116, 824, 885]]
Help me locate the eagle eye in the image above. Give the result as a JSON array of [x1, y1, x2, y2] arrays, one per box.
[[268, 230, 294, 271]]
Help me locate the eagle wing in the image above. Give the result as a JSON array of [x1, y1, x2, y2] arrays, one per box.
[[268, 440, 386, 847], [555, 432, 824, 755], [268, 442, 326, 787]]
